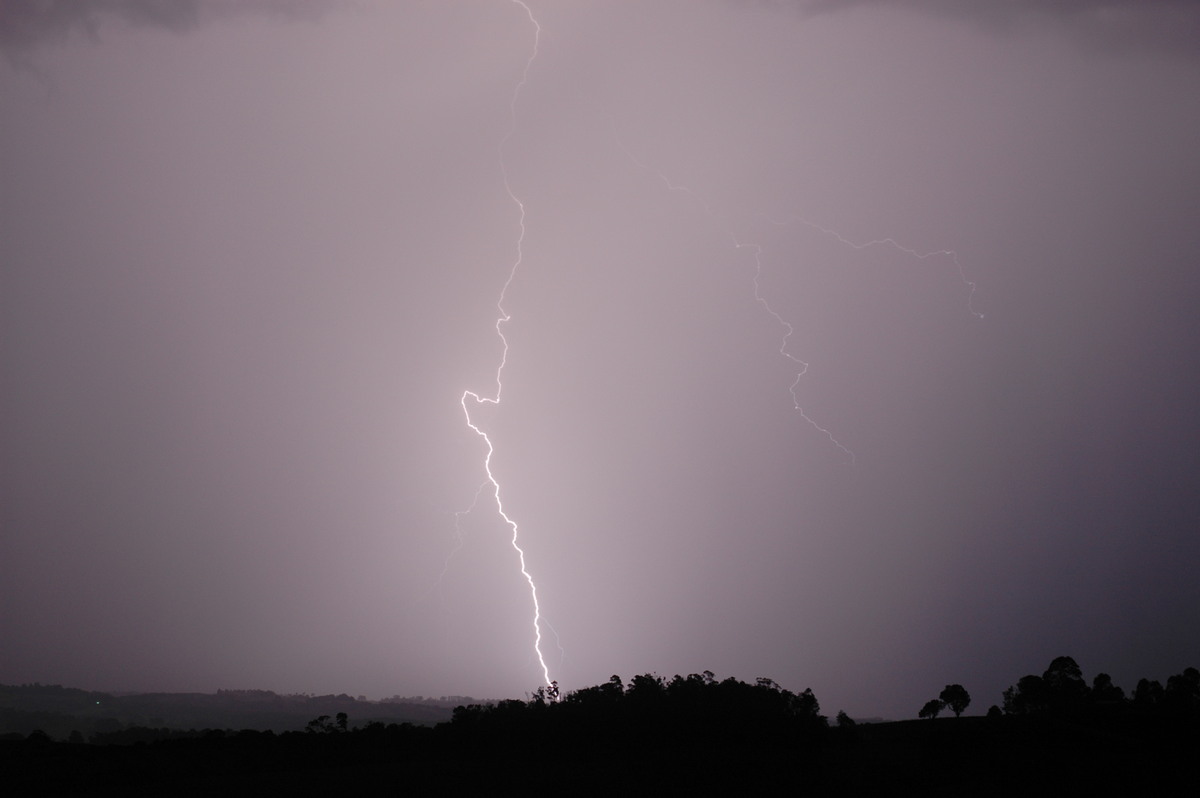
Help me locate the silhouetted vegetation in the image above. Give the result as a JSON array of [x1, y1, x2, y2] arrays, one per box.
[[304, 712, 348, 734], [939, 684, 970, 717], [919, 698, 944, 719], [447, 671, 827, 762], [1000, 657, 1200, 720], [2, 662, 1198, 794]]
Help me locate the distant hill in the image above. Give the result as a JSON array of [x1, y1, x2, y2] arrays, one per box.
[[0, 684, 456, 738]]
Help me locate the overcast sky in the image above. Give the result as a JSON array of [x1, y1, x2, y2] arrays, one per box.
[[2, 0, 1198, 719]]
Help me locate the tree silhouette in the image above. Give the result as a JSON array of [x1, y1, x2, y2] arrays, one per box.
[[304, 713, 348, 733], [1165, 667, 1200, 710], [627, 673, 666, 704], [1003, 674, 1046, 715], [1004, 656, 1093, 715], [1042, 656, 1088, 708], [919, 699, 944, 720], [1090, 673, 1125, 703], [939, 684, 970, 717], [1133, 678, 1164, 707]]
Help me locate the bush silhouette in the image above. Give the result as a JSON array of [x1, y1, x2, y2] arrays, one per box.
[[919, 699, 943, 720]]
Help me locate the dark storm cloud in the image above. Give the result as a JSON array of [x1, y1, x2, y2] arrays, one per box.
[[0, 0, 329, 59], [787, 0, 1200, 57], [0, 0, 199, 52]]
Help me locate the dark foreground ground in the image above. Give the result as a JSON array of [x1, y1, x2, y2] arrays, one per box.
[[4, 713, 1197, 796]]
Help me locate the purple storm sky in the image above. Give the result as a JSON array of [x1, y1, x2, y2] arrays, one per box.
[[2, 1, 1198, 719]]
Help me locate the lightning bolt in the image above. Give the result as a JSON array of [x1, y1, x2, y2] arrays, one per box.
[[761, 213, 983, 321], [456, 0, 554, 689], [612, 129, 981, 462], [732, 234, 856, 464], [447, 1, 983, 692], [427, 481, 486, 602], [612, 134, 857, 461]]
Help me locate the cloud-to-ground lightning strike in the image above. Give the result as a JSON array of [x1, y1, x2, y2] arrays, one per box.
[[448, 1, 982, 689], [457, 0, 554, 690]]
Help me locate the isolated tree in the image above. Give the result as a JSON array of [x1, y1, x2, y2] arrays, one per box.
[[939, 684, 970, 717], [919, 699, 944, 720], [835, 710, 856, 728]]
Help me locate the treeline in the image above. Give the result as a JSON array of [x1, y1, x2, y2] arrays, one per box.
[[997, 656, 1199, 717], [3, 665, 1197, 793], [915, 657, 1200, 721], [448, 672, 828, 753], [2, 673, 830, 794]]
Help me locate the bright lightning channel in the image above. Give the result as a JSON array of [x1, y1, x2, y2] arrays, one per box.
[[457, 0, 554, 690]]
